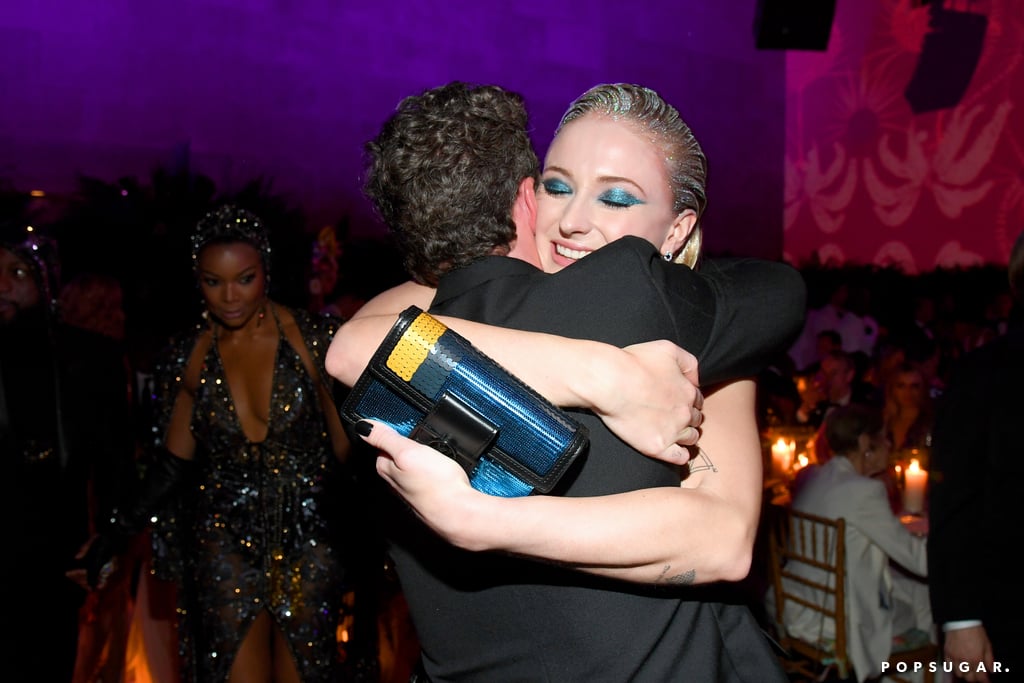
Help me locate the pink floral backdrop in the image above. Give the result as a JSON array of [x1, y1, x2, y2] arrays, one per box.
[[784, 0, 1024, 271]]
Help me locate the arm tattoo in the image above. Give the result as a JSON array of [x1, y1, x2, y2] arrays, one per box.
[[657, 565, 696, 586], [685, 446, 717, 476]]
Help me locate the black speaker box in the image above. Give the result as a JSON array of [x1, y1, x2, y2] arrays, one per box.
[[754, 0, 837, 51], [904, 6, 988, 114]]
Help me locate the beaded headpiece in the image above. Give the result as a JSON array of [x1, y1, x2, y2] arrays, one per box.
[[190, 204, 272, 276]]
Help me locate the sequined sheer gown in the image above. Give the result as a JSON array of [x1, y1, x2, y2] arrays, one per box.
[[149, 308, 349, 683]]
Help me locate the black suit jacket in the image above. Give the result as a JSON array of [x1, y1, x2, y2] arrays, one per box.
[[927, 322, 1024, 673], [383, 237, 805, 682]]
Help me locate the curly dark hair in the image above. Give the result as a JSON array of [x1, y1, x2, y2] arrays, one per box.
[[364, 82, 539, 286]]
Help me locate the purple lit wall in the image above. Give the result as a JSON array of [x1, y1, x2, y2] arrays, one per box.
[[0, 0, 784, 259], [3, 1, 1022, 269]]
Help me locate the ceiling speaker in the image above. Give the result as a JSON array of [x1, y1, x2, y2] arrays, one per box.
[[754, 0, 837, 51], [905, 5, 988, 114]]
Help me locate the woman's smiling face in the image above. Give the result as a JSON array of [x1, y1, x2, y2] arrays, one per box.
[[534, 114, 692, 272]]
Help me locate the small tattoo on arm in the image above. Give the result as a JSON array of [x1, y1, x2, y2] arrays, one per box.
[[685, 447, 717, 475], [657, 565, 696, 586]]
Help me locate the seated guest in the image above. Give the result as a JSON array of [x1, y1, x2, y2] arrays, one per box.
[[862, 336, 908, 402], [882, 361, 935, 453], [757, 349, 802, 429], [802, 328, 843, 376], [787, 280, 877, 371], [795, 349, 877, 429], [777, 404, 934, 683]]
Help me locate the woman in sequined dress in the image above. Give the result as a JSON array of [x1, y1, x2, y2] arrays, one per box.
[[91, 204, 357, 682]]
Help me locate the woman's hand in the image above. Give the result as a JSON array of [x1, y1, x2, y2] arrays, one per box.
[[591, 340, 702, 465], [359, 421, 486, 548]]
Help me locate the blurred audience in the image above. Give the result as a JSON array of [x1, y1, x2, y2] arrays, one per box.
[[910, 292, 938, 342], [881, 361, 935, 454], [59, 271, 135, 415], [1, 223, 136, 682], [757, 349, 802, 429], [305, 222, 406, 321], [306, 223, 346, 317], [788, 280, 878, 372], [777, 404, 934, 683], [59, 274, 138, 683], [59, 270, 179, 682], [843, 281, 880, 359], [795, 349, 878, 430], [928, 230, 1024, 682], [59, 272, 127, 342], [799, 328, 842, 376]]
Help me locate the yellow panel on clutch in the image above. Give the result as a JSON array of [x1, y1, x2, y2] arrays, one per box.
[[387, 312, 447, 381]]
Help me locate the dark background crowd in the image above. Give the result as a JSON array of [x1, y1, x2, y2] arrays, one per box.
[[3, 165, 1022, 682], [5, 167, 1018, 396]]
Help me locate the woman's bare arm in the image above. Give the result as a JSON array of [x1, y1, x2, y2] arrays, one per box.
[[326, 300, 703, 459], [360, 378, 762, 585]]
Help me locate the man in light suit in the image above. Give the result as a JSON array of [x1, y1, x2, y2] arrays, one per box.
[[782, 404, 932, 683], [928, 230, 1024, 682]]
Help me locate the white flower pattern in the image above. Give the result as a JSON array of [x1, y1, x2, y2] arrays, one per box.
[[785, 0, 1022, 268], [863, 102, 1012, 225], [785, 143, 858, 234]]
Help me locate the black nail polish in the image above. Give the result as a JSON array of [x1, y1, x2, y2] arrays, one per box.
[[354, 420, 373, 437]]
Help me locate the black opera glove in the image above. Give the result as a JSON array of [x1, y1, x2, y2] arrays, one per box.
[[85, 447, 195, 588]]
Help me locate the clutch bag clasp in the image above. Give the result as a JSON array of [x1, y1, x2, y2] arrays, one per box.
[[410, 391, 499, 475]]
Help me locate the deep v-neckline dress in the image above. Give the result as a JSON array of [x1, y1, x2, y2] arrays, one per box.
[[151, 308, 347, 683]]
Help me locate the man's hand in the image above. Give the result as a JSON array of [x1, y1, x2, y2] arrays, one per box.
[[590, 340, 702, 466], [943, 625, 994, 683]]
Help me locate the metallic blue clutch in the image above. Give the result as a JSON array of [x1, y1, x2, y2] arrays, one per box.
[[340, 306, 588, 497]]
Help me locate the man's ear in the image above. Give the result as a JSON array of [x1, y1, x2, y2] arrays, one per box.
[[660, 209, 697, 257], [508, 177, 541, 268], [513, 177, 537, 232]]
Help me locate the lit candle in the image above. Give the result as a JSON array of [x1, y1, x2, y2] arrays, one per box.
[[771, 438, 793, 479], [903, 458, 928, 514]]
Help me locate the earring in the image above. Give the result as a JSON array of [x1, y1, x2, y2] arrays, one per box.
[[663, 251, 673, 262]]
